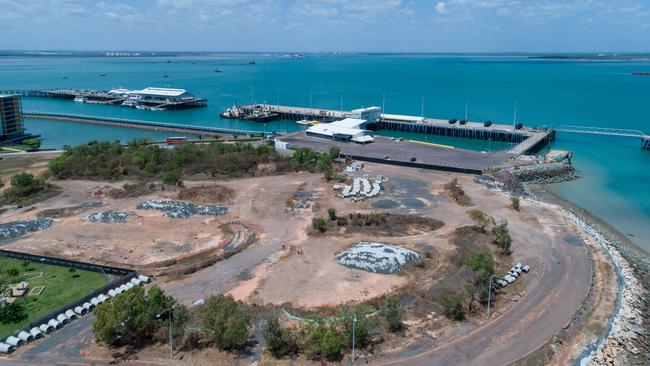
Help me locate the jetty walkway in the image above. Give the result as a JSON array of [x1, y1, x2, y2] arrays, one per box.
[[24, 112, 267, 137]]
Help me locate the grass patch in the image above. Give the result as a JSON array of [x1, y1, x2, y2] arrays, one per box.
[[0, 257, 108, 339]]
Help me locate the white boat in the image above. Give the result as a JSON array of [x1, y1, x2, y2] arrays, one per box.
[[74, 96, 86, 103], [122, 99, 138, 108], [296, 119, 311, 126]]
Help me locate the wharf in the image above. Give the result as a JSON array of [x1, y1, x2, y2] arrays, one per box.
[[24, 112, 267, 137], [0, 89, 208, 110], [643, 136, 650, 150], [238, 104, 554, 155], [280, 133, 510, 174]]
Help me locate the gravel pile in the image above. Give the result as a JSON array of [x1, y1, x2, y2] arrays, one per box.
[[0, 218, 54, 240], [336, 242, 421, 274], [85, 210, 134, 223], [137, 200, 228, 219]]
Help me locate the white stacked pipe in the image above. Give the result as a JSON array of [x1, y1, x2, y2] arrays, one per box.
[[39, 323, 54, 333], [64, 309, 77, 321], [74, 306, 87, 316], [5, 336, 23, 347], [56, 314, 68, 325], [137, 275, 151, 283], [83, 302, 94, 312], [17, 331, 33, 343], [48, 319, 62, 330], [97, 294, 109, 302], [29, 327, 43, 339], [0, 343, 15, 354]]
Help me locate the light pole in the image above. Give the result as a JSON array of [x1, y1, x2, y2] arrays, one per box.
[[464, 98, 469, 122], [420, 96, 424, 118], [382, 93, 386, 113], [513, 101, 518, 128], [276, 88, 280, 112], [157, 308, 173, 358], [250, 86, 254, 105], [309, 89, 313, 109], [40, 258, 45, 281], [487, 276, 493, 316], [340, 91, 343, 113], [351, 313, 357, 364]]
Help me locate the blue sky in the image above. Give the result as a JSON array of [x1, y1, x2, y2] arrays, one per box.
[[1, 0, 649, 52]]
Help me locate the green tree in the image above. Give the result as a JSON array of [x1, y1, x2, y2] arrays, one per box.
[[312, 217, 327, 233], [264, 317, 297, 358], [341, 306, 372, 350], [328, 146, 341, 160], [466, 210, 492, 232], [384, 297, 403, 333], [511, 197, 520, 211], [441, 296, 466, 321], [5, 267, 20, 277], [202, 294, 251, 351], [463, 252, 495, 281], [21, 138, 41, 151], [303, 322, 344, 362], [492, 220, 513, 255], [0, 301, 27, 324], [162, 170, 182, 185], [327, 208, 337, 221]]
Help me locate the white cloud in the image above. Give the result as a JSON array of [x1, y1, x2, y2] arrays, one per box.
[[435, 1, 448, 14]]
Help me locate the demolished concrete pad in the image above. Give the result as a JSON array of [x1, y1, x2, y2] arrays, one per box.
[[0, 218, 54, 240], [136, 200, 229, 219], [85, 210, 134, 223], [336, 241, 422, 274]]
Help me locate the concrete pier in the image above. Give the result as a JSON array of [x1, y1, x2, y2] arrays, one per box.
[[643, 136, 650, 150], [238, 104, 554, 156]]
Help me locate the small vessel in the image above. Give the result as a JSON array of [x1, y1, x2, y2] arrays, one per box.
[[245, 111, 279, 123], [248, 60, 256, 65], [632, 72, 650, 76], [220, 106, 241, 119], [122, 99, 138, 108], [74, 96, 86, 103], [100, 73, 107, 77], [214, 68, 222, 73], [296, 119, 311, 126], [62, 76, 68, 80], [310, 120, 320, 126]]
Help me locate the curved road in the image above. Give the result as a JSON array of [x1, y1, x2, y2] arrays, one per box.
[[379, 216, 593, 365]]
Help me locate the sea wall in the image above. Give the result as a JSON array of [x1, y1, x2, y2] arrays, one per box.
[[562, 210, 646, 365], [511, 162, 581, 185]]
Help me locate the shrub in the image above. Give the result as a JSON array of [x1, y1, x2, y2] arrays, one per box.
[[264, 317, 297, 358], [492, 220, 513, 255], [466, 210, 492, 232], [201, 294, 251, 351], [511, 197, 520, 211], [384, 297, 403, 333], [21, 138, 41, 151], [327, 208, 337, 221], [4, 172, 48, 204], [162, 170, 182, 185], [303, 322, 344, 362], [441, 296, 466, 321], [341, 306, 372, 350], [312, 217, 327, 233], [336, 216, 348, 226]]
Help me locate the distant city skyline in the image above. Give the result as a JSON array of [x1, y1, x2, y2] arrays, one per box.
[[1, 0, 649, 52]]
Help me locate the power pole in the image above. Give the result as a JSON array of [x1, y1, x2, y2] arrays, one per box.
[[513, 101, 518, 127], [420, 96, 424, 118], [487, 277, 493, 316], [382, 93, 386, 113]]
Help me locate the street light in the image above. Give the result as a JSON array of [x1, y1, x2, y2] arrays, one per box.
[[351, 313, 357, 364], [39, 258, 45, 281], [157, 307, 174, 358]]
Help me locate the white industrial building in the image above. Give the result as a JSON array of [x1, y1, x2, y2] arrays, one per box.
[[349, 107, 382, 122], [305, 118, 374, 144], [109, 87, 195, 102]]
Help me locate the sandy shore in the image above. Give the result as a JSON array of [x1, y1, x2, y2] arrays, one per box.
[[530, 185, 649, 365]]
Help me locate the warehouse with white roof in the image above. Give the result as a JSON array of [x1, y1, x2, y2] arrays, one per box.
[[305, 118, 374, 144]]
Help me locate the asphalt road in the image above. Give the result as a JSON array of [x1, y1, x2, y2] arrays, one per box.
[[378, 217, 593, 365]]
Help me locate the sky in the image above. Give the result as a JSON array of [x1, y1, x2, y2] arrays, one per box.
[[1, 0, 649, 52]]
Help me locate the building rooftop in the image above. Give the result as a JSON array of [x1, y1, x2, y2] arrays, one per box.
[[136, 87, 189, 97]]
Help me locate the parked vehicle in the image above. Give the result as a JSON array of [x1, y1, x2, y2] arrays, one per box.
[[522, 265, 530, 273]]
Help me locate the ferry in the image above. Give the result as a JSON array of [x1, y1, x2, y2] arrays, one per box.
[[244, 111, 279, 123]]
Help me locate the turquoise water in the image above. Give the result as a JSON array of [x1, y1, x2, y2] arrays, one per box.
[[1, 54, 649, 251]]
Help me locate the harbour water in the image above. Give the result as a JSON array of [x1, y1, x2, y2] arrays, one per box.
[[1, 54, 649, 251]]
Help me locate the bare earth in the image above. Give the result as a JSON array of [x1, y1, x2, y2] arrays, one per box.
[[0, 156, 613, 366]]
